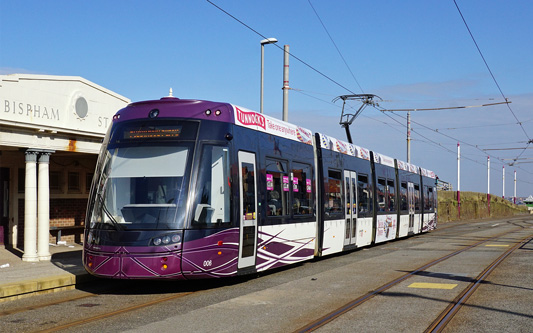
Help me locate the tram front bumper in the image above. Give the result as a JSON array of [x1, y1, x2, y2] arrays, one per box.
[[84, 245, 185, 280]]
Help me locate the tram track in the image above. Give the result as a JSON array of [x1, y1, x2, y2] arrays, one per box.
[[424, 233, 533, 333], [0, 279, 137, 319], [35, 291, 195, 333], [2, 219, 530, 332], [0, 280, 199, 332], [0, 293, 96, 317], [294, 224, 532, 332]]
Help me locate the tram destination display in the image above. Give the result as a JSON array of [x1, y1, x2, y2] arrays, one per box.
[[123, 125, 182, 139]]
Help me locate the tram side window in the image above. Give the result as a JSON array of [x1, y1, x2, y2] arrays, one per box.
[[400, 182, 408, 212], [192, 145, 231, 225], [428, 186, 434, 212], [357, 174, 372, 217], [377, 178, 388, 212], [424, 185, 430, 211], [242, 163, 256, 219], [292, 162, 313, 216], [387, 179, 396, 212], [414, 184, 421, 211], [433, 187, 439, 210], [266, 158, 289, 217], [325, 170, 343, 219]]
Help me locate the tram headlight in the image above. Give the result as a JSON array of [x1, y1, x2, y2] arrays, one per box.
[[205, 109, 212, 116], [171, 234, 181, 243], [151, 233, 181, 246]]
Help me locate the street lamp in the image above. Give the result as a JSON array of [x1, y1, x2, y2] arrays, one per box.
[[260, 37, 278, 114]]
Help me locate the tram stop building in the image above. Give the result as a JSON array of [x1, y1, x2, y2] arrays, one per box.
[[0, 74, 129, 261]]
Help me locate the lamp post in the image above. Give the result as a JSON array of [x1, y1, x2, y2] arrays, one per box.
[[260, 38, 278, 114]]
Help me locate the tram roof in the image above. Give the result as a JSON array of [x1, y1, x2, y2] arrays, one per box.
[[397, 159, 420, 175], [115, 97, 314, 146], [317, 133, 371, 161], [116, 97, 435, 177], [115, 97, 235, 124]]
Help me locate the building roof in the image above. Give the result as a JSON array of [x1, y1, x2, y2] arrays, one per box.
[[0, 73, 130, 153]]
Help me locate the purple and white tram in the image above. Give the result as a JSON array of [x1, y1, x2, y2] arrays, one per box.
[[83, 96, 437, 279]]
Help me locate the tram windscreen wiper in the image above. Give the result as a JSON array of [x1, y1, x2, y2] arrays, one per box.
[[97, 194, 123, 231]]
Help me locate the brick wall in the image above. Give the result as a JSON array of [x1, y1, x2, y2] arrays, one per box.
[[50, 198, 87, 243], [17, 198, 87, 247]]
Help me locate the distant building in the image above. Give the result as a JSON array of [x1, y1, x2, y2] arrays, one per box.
[[523, 195, 533, 211], [0, 74, 129, 261]]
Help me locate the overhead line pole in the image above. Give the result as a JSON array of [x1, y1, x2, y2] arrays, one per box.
[[407, 111, 411, 163], [502, 166, 505, 199], [514, 171, 517, 204], [487, 156, 491, 216], [457, 142, 461, 219]]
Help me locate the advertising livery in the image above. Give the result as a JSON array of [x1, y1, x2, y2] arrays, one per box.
[[83, 96, 437, 280]]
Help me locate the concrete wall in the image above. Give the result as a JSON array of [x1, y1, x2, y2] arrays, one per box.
[[438, 191, 528, 222]]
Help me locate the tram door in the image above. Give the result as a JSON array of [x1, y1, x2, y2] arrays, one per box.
[[238, 151, 258, 269], [343, 170, 358, 246], [407, 182, 415, 235]]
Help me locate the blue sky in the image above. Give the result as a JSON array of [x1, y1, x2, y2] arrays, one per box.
[[1, 0, 533, 196]]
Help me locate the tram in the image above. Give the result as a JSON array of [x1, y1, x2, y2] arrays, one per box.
[[83, 96, 437, 279]]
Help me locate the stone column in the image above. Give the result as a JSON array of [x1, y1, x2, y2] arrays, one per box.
[[37, 152, 52, 261], [22, 150, 38, 262]]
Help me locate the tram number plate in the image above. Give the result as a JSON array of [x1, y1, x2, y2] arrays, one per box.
[[203, 260, 212, 267]]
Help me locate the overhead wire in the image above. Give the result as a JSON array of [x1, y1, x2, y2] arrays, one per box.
[[453, 0, 532, 162], [207, 0, 532, 188], [295, 84, 533, 181], [206, 0, 356, 95], [383, 109, 533, 176], [307, 0, 364, 93], [435, 122, 522, 131], [374, 109, 533, 186], [296, 86, 530, 171], [291, 89, 406, 137], [380, 101, 509, 112], [475, 141, 529, 147]]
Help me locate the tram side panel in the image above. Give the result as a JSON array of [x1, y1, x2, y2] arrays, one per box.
[[372, 153, 399, 244], [341, 149, 374, 248], [396, 168, 410, 239], [181, 228, 240, 279], [396, 163, 422, 238], [420, 172, 437, 232], [315, 142, 345, 256], [412, 172, 424, 235], [180, 119, 242, 278], [231, 125, 318, 273], [314, 134, 376, 255], [413, 176, 423, 234]]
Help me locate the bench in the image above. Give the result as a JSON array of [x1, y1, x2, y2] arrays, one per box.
[[50, 225, 85, 243]]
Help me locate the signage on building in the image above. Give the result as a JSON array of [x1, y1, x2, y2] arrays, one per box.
[[0, 74, 130, 136]]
